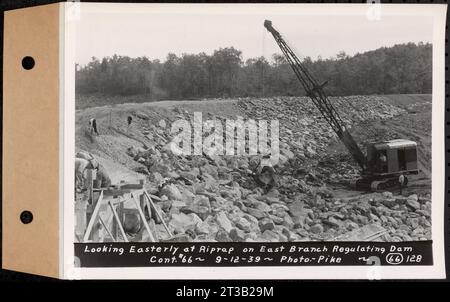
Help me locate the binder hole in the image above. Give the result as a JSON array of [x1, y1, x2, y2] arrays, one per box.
[[21, 56, 35, 70], [20, 211, 33, 224]]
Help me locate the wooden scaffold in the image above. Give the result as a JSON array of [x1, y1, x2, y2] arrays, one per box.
[[76, 169, 173, 243]]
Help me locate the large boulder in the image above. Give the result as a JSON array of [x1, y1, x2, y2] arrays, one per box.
[[195, 221, 210, 235], [288, 200, 312, 227], [259, 218, 275, 232], [235, 217, 252, 232], [169, 213, 202, 234], [215, 229, 232, 242], [246, 207, 266, 220], [180, 195, 211, 220], [160, 184, 183, 200], [229, 228, 246, 242], [261, 230, 281, 242], [216, 211, 233, 233], [200, 164, 219, 180], [309, 224, 324, 234], [253, 200, 272, 212], [406, 195, 420, 210]]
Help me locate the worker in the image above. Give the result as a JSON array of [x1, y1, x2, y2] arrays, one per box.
[[75, 152, 103, 192], [398, 174, 405, 195], [76, 151, 99, 170], [89, 118, 99, 135]]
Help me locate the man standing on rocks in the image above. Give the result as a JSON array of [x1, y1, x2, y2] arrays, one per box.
[[398, 174, 405, 195], [127, 115, 133, 133], [89, 118, 99, 135]]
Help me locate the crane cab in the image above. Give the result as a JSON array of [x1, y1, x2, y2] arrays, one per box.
[[366, 139, 419, 176]]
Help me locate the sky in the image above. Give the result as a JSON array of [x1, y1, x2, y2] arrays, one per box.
[[74, 4, 434, 66]]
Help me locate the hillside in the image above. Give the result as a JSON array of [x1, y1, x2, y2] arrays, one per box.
[[76, 94, 432, 242]]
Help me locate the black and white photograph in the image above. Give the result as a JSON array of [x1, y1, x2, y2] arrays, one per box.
[[66, 3, 446, 278]]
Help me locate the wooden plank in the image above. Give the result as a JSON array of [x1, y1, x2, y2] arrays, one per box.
[[141, 194, 161, 241], [117, 183, 144, 190], [86, 169, 96, 204], [102, 188, 136, 197], [83, 190, 104, 242], [147, 193, 162, 201], [144, 191, 172, 237], [140, 193, 150, 219], [109, 199, 129, 242], [131, 193, 156, 242], [98, 214, 116, 242]]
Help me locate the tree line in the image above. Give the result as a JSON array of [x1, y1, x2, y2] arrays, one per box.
[[76, 42, 432, 99]]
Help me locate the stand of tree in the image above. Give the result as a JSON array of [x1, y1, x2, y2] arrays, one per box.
[[76, 42, 431, 99]]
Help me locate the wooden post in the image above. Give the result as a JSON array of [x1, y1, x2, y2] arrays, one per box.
[[143, 191, 172, 238], [118, 199, 124, 237], [75, 198, 88, 240], [109, 199, 128, 242], [83, 190, 104, 242], [86, 169, 97, 205], [85, 169, 94, 227], [111, 196, 118, 239], [98, 215, 116, 242], [140, 193, 149, 220], [131, 193, 156, 242]]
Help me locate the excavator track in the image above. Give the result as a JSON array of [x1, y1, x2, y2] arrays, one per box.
[[352, 176, 408, 191]]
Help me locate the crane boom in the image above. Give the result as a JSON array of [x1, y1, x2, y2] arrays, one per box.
[[264, 20, 367, 170]]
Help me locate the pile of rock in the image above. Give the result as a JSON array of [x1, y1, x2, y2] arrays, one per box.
[[237, 96, 406, 161], [123, 96, 430, 242]]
